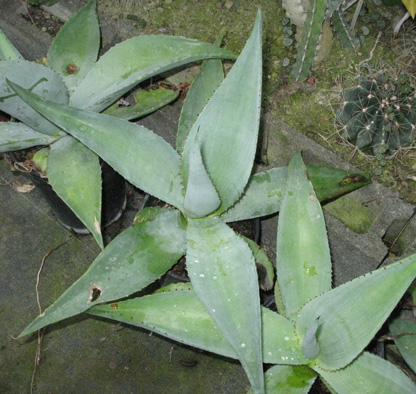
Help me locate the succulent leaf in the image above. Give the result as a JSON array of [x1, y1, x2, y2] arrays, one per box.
[[89, 285, 307, 365], [247, 365, 317, 394], [48, 136, 103, 248], [301, 317, 321, 360], [0, 28, 23, 60], [242, 236, 275, 291], [47, 0, 100, 92], [314, 351, 416, 393], [103, 89, 179, 121], [275, 152, 332, 321], [7, 81, 185, 211], [296, 253, 416, 370], [181, 11, 262, 214], [186, 216, 264, 393], [0, 122, 58, 152], [221, 166, 371, 222], [184, 141, 221, 218], [389, 318, 416, 373], [0, 61, 68, 136], [70, 36, 236, 112], [19, 208, 187, 338], [176, 35, 224, 155]]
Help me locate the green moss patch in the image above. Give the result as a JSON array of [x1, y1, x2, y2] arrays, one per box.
[[324, 195, 379, 234]]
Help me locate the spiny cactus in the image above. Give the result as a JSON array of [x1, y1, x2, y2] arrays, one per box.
[[282, 0, 365, 81], [337, 75, 416, 152]]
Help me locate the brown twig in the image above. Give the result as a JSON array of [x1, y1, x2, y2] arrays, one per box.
[[30, 239, 71, 394], [0, 175, 24, 186]]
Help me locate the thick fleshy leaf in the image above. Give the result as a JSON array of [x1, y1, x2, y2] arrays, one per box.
[[186, 216, 264, 393], [242, 236, 274, 291], [88, 284, 307, 365], [0, 122, 58, 152], [296, 253, 416, 370], [0, 61, 68, 136], [48, 136, 103, 248], [47, 0, 100, 92], [176, 44, 224, 154], [70, 36, 236, 112], [8, 82, 184, 210], [221, 166, 371, 222], [183, 141, 221, 218], [103, 89, 179, 120], [314, 352, 416, 393], [389, 318, 416, 373], [275, 152, 331, 321], [19, 208, 187, 337], [301, 317, 321, 360], [181, 11, 262, 214], [248, 365, 316, 394], [0, 28, 23, 60]]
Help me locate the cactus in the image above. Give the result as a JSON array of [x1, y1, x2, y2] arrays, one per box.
[[282, 0, 362, 81], [337, 75, 416, 152]]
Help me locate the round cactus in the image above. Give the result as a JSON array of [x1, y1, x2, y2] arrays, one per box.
[[337, 75, 416, 152]]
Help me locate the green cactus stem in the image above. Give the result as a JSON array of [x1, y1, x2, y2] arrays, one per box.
[[337, 76, 416, 152]]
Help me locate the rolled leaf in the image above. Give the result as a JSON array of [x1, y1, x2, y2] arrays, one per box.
[[70, 36, 236, 112], [89, 284, 307, 365], [296, 253, 416, 371], [181, 11, 262, 215], [47, 0, 100, 92], [301, 317, 321, 360], [0, 122, 58, 152], [186, 216, 264, 393], [314, 352, 416, 393], [183, 141, 221, 218], [103, 89, 179, 120], [48, 136, 103, 248], [0, 28, 23, 60], [176, 38, 224, 154], [7, 81, 185, 210], [0, 61, 68, 136], [248, 365, 317, 394], [389, 318, 416, 373], [221, 166, 371, 222], [19, 208, 187, 337], [275, 152, 331, 321]]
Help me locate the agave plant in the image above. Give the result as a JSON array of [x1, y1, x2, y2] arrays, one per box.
[[91, 153, 416, 393], [10, 12, 377, 393], [0, 0, 236, 247]]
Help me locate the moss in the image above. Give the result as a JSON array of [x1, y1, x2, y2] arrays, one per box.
[[324, 195, 378, 234]]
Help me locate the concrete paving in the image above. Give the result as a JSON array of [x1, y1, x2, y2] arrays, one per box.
[[1, 0, 415, 392]]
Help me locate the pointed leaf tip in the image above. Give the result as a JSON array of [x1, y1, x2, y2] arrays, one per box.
[[181, 9, 262, 214]]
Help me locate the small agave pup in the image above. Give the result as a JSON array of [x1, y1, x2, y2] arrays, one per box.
[[12, 12, 374, 393], [0, 0, 236, 248]]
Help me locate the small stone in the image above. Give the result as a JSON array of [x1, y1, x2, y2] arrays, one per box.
[[224, 1, 233, 9]]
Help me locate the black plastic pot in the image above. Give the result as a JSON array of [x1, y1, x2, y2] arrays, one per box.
[[10, 152, 126, 234]]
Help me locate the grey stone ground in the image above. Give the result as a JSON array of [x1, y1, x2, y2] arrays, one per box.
[[0, 1, 415, 393]]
